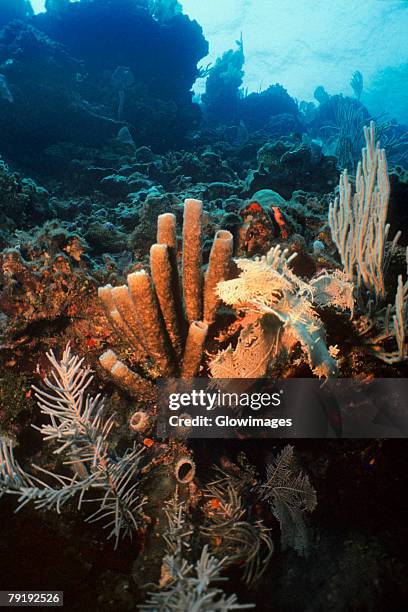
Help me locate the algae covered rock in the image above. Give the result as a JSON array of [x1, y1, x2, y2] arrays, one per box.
[[205, 181, 242, 200], [239, 84, 299, 132], [249, 188, 287, 208], [246, 138, 338, 198], [0, 158, 52, 229], [100, 174, 130, 198], [85, 221, 128, 254]]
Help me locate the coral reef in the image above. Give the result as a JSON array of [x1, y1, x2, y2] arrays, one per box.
[[246, 136, 338, 199], [0, 345, 321, 608], [0, 0, 208, 165], [202, 44, 299, 135], [0, 239, 93, 333], [0, 158, 51, 241], [0, 5, 407, 608]]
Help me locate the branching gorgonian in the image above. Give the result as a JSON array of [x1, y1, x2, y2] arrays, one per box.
[[256, 445, 317, 556], [211, 245, 351, 378], [141, 493, 254, 610], [208, 449, 317, 559], [329, 121, 408, 363], [0, 344, 146, 548], [201, 480, 273, 586]]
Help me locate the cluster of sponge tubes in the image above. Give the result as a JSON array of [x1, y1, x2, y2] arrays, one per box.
[[98, 198, 234, 396]]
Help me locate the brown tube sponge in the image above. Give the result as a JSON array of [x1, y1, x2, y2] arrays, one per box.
[[98, 285, 116, 313], [99, 350, 155, 401], [98, 286, 139, 349], [181, 320, 208, 378], [203, 229, 233, 324], [182, 198, 203, 323], [108, 308, 131, 339], [150, 244, 183, 359], [110, 285, 147, 354], [110, 361, 155, 401], [127, 270, 175, 376], [98, 285, 125, 336], [157, 213, 184, 333], [129, 410, 152, 433], [157, 212, 177, 249], [99, 348, 118, 372], [174, 457, 196, 483], [108, 309, 147, 363]]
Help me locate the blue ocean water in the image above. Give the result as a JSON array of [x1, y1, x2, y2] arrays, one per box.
[[30, 0, 408, 123]]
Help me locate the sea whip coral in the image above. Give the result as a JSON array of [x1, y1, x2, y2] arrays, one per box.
[[329, 121, 408, 364]]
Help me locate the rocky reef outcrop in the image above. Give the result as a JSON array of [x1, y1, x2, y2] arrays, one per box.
[[239, 84, 300, 132], [0, 0, 33, 29], [0, 21, 121, 164], [0, 0, 208, 166], [36, 0, 207, 150], [202, 41, 299, 134]]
